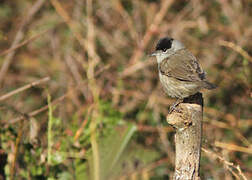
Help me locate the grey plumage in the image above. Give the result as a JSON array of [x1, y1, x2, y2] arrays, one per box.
[[152, 37, 216, 100]]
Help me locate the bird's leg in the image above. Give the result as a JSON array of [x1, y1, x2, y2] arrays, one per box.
[[169, 98, 184, 114]]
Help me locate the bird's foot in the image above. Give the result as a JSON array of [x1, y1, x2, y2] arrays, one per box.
[[169, 99, 183, 114]]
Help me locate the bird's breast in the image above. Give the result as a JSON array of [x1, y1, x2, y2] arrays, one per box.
[[158, 72, 200, 99]]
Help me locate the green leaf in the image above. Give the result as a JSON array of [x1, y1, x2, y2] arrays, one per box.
[[58, 172, 73, 180], [109, 123, 137, 171], [74, 159, 89, 180]]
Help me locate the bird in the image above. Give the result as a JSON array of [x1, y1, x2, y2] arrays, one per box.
[[150, 37, 216, 112]]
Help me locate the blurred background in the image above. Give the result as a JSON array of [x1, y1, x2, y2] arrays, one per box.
[[0, 0, 251, 179]]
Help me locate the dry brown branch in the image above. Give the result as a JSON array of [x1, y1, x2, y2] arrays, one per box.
[[121, 60, 155, 78], [214, 141, 252, 154], [50, 0, 100, 62], [49, 0, 85, 49], [64, 54, 90, 99], [0, 77, 50, 102], [6, 64, 110, 123], [166, 93, 203, 180], [121, 0, 174, 77], [74, 104, 94, 141], [204, 107, 251, 147], [219, 40, 252, 63], [10, 118, 26, 180], [153, 106, 175, 165], [0, 27, 58, 57], [112, 0, 139, 42], [137, 124, 172, 133], [6, 94, 66, 124], [0, 0, 46, 86], [202, 148, 248, 180]]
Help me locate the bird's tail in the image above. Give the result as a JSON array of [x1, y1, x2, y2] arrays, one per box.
[[202, 81, 217, 90]]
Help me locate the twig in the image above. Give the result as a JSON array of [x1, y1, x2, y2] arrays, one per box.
[[6, 65, 110, 124], [7, 94, 66, 124], [214, 141, 252, 154], [137, 124, 172, 133], [219, 40, 252, 63], [0, 77, 50, 101], [74, 105, 94, 141], [0, 27, 57, 57], [121, 0, 174, 77], [112, 0, 139, 42], [10, 115, 28, 180], [202, 147, 248, 180], [50, 0, 100, 62], [64, 54, 90, 100], [0, 0, 46, 86]]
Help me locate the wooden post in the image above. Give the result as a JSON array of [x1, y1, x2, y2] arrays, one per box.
[[167, 93, 203, 180]]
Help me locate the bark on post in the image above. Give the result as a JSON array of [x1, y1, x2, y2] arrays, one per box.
[[167, 93, 203, 180]]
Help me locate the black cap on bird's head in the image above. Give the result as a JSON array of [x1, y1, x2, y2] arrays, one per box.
[[150, 37, 184, 57], [155, 37, 174, 52]]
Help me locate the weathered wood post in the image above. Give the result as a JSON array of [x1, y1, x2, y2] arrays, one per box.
[[167, 93, 203, 180]]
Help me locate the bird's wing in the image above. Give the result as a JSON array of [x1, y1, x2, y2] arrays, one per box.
[[159, 49, 206, 82]]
